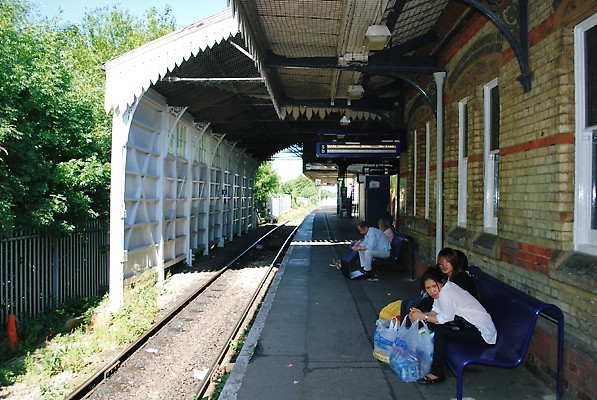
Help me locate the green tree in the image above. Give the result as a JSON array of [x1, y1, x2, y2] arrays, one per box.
[[0, 0, 175, 235], [281, 175, 331, 207], [254, 161, 281, 219]]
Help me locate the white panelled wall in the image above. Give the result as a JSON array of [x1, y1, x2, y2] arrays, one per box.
[[109, 89, 258, 311]]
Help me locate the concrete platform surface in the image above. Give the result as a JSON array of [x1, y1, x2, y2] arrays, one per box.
[[219, 206, 556, 400]]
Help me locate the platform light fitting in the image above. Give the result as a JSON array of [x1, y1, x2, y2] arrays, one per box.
[[364, 25, 391, 51], [340, 115, 351, 126], [339, 53, 369, 66], [347, 84, 365, 100]]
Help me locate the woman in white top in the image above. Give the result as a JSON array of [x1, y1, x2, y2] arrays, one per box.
[[409, 266, 497, 384]]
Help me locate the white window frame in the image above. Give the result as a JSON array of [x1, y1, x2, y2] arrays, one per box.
[[574, 13, 597, 256], [458, 98, 469, 228], [425, 122, 431, 219], [483, 78, 499, 234], [413, 129, 417, 216]]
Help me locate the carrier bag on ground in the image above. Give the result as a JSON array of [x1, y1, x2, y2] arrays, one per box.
[[389, 320, 434, 382], [379, 299, 402, 321], [372, 317, 402, 363]]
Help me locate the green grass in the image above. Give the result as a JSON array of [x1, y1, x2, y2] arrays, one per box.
[[0, 277, 163, 399], [1, 206, 314, 399], [278, 204, 317, 225]]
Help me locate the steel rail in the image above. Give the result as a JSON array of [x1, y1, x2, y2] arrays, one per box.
[[66, 222, 288, 400], [194, 223, 300, 399]]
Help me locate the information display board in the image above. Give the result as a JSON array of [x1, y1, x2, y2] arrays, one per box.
[[316, 141, 400, 158]]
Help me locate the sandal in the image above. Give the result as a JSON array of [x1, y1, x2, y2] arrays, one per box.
[[416, 374, 445, 384]]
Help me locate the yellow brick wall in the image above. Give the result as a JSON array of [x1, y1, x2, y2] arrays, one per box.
[[398, 3, 597, 398]]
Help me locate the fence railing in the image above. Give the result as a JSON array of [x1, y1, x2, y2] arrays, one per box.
[[0, 220, 109, 331]]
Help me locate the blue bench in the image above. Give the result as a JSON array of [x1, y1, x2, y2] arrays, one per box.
[[372, 234, 415, 279], [445, 265, 564, 400]]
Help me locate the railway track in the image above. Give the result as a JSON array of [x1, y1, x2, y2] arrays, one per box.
[[65, 222, 298, 400]]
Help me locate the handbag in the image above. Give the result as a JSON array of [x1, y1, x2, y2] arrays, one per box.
[[390, 320, 434, 382], [443, 315, 475, 332]]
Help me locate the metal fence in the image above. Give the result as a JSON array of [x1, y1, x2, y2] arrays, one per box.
[[267, 194, 292, 217], [0, 220, 109, 331]]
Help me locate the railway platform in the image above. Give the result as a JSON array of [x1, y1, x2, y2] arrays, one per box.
[[220, 206, 556, 400]]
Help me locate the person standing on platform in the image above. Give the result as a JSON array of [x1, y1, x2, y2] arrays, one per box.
[[354, 221, 391, 277]]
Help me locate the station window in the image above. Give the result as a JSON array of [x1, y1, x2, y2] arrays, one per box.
[[483, 79, 499, 234], [458, 98, 469, 228], [574, 13, 597, 255], [425, 122, 430, 219]]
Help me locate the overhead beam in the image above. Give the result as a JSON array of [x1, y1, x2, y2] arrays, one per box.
[[386, 0, 409, 33], [265, 52, 439, 74]]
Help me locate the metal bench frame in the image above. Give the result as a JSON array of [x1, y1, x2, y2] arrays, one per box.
[[372, 234, 415, 279], [445, 265, 564, 400]]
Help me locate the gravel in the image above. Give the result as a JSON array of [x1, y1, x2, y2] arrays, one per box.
[[0, 224, 285, 400]]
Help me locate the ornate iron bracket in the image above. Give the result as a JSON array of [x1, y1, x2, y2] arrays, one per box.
[[167, 106, 188, 137], [386, 74, 438, 115], [462, 0, 531, 92]]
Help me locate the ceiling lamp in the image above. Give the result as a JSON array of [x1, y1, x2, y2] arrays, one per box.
[[340, 115, 351, 126], [364, 25, 391, 51], [347, 84, 365, 100], [339, 53, 368, 66]]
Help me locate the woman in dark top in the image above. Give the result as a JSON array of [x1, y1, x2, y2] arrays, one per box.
[[437, 248, 479, 299], [400, 248, 478, 323]]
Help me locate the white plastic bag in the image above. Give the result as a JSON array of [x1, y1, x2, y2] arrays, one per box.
[[372, 317, 401, 363], [389, 320, 434, 382]]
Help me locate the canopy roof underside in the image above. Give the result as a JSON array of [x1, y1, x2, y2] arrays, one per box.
[[104, 1, 488, 163]]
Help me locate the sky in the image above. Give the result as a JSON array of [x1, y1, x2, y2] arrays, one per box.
[[34, 0, 305, 181], [35, 0, 230, 27], [271, 152, 304, 183]]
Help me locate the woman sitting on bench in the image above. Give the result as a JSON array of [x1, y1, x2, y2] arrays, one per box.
[[437, 248, 479, 299], [401, 248, 478, 326], [408, 266, 497, 384], [378, 217, 395, 244]]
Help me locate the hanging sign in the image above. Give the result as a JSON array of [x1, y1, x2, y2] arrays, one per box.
[[316, 141, 400, 158]]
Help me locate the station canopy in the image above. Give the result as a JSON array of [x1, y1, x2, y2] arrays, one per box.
[[104, 0, 491, 181]]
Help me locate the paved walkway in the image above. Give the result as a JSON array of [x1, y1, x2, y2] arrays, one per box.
[[220, 206, 556, 400]]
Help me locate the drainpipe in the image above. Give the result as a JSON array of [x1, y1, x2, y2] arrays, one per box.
[[434, 72, 446, 256]]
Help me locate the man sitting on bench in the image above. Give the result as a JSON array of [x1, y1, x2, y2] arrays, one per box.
[[353, 220, 391, 279]]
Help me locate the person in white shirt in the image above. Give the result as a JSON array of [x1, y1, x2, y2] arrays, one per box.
[[353, 221, 391, 276], [409, 266, 497, 384]]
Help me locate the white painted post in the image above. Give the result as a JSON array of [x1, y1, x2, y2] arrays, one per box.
[[109, 104, 136, 312], [434, 72, 446, 257]]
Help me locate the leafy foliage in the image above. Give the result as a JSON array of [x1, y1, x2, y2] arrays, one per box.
[[254, 161, 281, 217], [0, 0, 175, 235], [0, 280, 161, 394], [281, 175, 333, 206]]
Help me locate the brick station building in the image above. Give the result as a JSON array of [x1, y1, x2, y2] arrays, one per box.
[[104, 1, 596, 398], [396, 2, 596, 399]]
